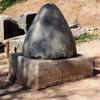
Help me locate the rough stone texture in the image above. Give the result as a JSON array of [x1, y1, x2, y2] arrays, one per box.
[[9, 53, 93, 90], [71, 28, 86, 37], [68, 19, 79, 29], [9, 35, 25, 53], [0, 42, 5, 53], [0, 15, 25, 42], [16, 12, 37, 33], [22, 4, 77, 59]]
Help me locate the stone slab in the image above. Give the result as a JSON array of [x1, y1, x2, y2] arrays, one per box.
[[0, 15, 25, 42], [9, 53, 94, 90], [8, 35, 25, 53], [17, 12, 36, 33]]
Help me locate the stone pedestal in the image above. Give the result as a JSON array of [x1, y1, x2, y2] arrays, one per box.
[[9, 53, 94, 91]]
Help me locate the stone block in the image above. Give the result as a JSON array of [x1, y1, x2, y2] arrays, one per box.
[[58, 58, 93, 82], [9, 35, 25, 53], [9, 53, 94, 90], [16, 12, 37, 33], [0, 15, 25, 42]]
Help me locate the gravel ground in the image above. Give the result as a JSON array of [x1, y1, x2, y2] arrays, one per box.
[[0, 40, 100, 100]]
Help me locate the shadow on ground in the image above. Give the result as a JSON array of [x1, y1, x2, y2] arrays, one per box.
[[93, 69, 100, 76], [0, 71, 30, 100], [0, 67, 100, 99]]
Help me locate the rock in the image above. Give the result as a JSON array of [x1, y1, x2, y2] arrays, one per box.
[[0, 15, 25, 42], [9, 53, 93, 90], [17, 11, 37, 33], [23, 4, 77, 59], [9, 35, 25, 53], [71, 27, 86, 37], [68, 18, 79, 29]]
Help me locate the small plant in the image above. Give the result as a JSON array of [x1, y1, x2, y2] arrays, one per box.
[[75, 33, 100, 44], [0, 0, 27, 12]]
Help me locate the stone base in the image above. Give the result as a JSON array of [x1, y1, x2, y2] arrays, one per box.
[[9, 53, 94, 91], [9, 35, 25, 53]]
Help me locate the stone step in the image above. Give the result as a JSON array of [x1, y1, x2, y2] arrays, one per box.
[[9, 53, 94, 91]]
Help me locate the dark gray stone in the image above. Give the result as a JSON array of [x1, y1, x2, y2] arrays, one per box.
[[17, 12, 37, 33], [9, 53, 93, 90], [0, 15, 25, 42], [22, 4, 77, 59]]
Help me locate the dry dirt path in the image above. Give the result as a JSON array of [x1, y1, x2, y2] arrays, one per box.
[[0, 40, 100, 100], [77, 40, 100, 57], [1, 0, 100, 28]]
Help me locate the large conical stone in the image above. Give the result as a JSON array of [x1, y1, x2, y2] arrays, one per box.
[[22, 4, 77, 59]]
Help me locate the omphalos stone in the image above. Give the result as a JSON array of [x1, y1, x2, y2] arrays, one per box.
[[22, 4, 77, 59]]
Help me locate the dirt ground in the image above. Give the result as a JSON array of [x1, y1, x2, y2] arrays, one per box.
[[1, 0, 100, 28], [0, 0, 100, 99], [0, 40, 100, 100]]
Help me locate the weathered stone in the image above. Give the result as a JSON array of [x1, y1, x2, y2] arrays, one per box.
[[9, 35, 25, 53], [71, 28, 86, 37], [22, 4, 77, 59], [17, 12, 37, 33], [68, 19, 79, 29], [0, 15, 25, 42], [9, 53, 93, 90], [58, 58, 93, 82]]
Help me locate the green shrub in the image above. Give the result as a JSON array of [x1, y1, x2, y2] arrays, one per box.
[[0, 0, 27, 12], [75, 33, 100, 44]]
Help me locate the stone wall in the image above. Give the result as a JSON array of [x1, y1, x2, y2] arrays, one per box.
[[0, 12, 36, 43]]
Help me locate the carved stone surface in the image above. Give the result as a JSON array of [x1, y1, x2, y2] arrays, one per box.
[[9, 53, 93, 90], [22, 4, 77, 59]]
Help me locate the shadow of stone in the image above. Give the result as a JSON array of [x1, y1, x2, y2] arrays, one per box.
[[0, 72, 8, 77], [0, 71, 15, 90], [4, 20, 25, 40], [93, 69, 100, 76], [0, 76, 30, 99], [74, 53, 82, 57], [47, 94, 68, 99], [0, 86, 26, 98], [0, 42, 5, 53], [0, 80, 14, 90]]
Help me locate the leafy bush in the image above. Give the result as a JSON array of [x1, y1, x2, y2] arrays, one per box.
[[0, 0, 27, 12], [75, 33, 100, 44]]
